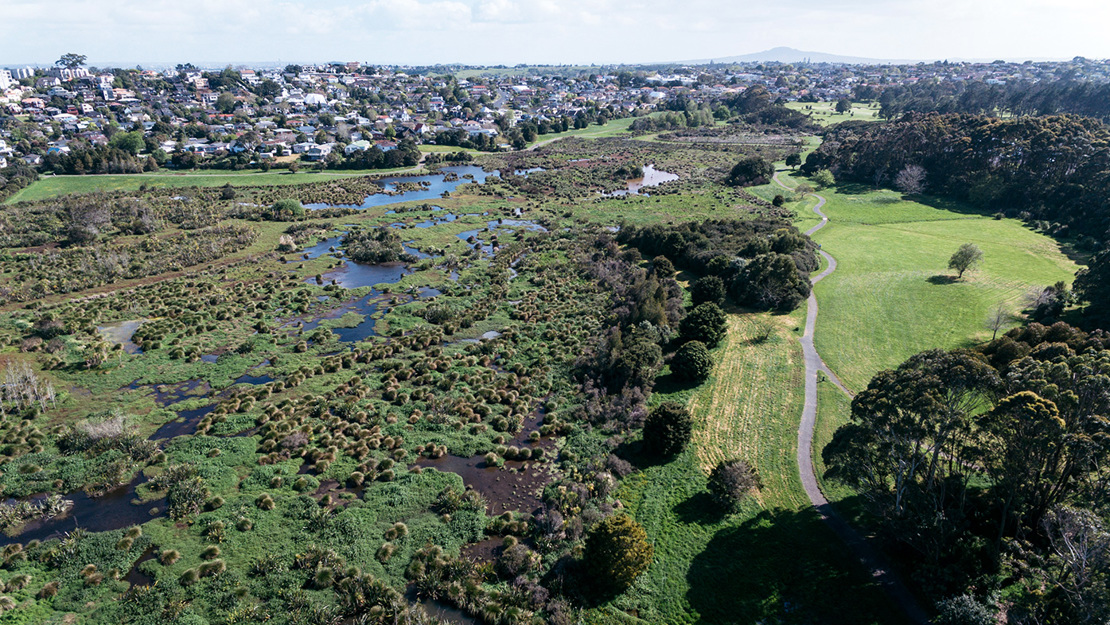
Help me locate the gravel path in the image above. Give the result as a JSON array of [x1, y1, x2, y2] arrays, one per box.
[[773, 171, 929, 625]]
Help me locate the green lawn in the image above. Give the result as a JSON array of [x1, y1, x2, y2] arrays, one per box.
[[5, 167, 423, 204], [605, 310, 906, 625], [527, 117, 640, 148], [785, 101, 882, 127], [809, 185, 1079, 391]]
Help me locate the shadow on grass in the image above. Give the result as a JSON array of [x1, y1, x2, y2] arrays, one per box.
[[611, 438, 672, 471], [653, 371, 701, 396], [673, 491, 728, 525], [926, 274, 958, 285], [687, 507, 909, 625]]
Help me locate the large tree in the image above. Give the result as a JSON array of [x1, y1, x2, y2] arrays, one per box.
[[823, 349, 1001, 563], [948, 243, 983, 279], [725, 156, 774, 187], [679, 302, 727, 348], [56, 53, 86, 70], [583, 514, 654, 594], [642, 401, 692, 457], [1074, 249, 1110, 327]]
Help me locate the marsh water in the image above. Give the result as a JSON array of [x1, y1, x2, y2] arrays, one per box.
[[304, 165, 497, 210]]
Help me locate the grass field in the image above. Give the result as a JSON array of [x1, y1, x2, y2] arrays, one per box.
[[807, 184, 1079, 391], [5, 166, 424, 204], [607, 308, 905, 624], [6, 118, 642, 204], [785, 101, 882, 127], [527, 116, 640, 148]]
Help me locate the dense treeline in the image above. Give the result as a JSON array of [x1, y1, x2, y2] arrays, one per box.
[[575, 234, 685, 431], [723, 85, 818, 130], [44, 146, 159, 175], [0, 161, 38, 203], [331, 140, 421, 171], [804, 113, 1110, 249], [874, 78, 1110, 121], [824, 322, 1110, 623], [617, 219, 817, 310]]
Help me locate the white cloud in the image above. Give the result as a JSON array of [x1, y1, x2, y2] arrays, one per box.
[[0, 0, 1107, 66]]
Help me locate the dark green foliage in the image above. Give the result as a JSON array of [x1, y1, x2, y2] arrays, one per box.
[[643, 401, 692, 457], [732, 253, 811, 310], [268, 198, 305, 221], [824, 344, 1110, 605], [651, 255, 675, 279], [691, 275, 726, 307], [672, 340, 713, 383], [1075, 249, 1110, 328], [583, 514, 654, 594], [806, 113, 1110, 251], [342, 227, 406, 263], [619, 220, 816, 312], [933, 594, 996, 625], [708, 459, 760, 512], [726, 156, 774, 187], [679, 303, 727, 348]]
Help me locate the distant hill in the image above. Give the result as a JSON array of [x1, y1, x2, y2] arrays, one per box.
[[683, 47, 918, 65]]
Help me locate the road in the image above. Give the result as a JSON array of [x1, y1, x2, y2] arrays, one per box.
[[773, 171, 929, 625]]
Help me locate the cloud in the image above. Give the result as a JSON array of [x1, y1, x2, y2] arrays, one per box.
[[0, 0, 1107, 66]]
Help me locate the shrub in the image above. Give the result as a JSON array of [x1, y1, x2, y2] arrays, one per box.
[[672, 340, 713, 382], [726, 156, 774, 187], [690, 275, 726, 307], [679, 302, 727, 348], [583, 514, 654, 594], [643, 402, 692, 457], [708, 459, 761, 512]]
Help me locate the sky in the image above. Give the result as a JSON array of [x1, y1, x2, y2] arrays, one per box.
[[2, 0, 1109, 67]]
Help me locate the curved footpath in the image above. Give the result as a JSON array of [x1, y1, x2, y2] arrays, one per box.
[[773, 172, 929, 625]]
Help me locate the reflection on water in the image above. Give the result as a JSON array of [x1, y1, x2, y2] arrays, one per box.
[[97, 319, 147, 355], [304, 166, 498, 210], [607, 164, 679, 197]]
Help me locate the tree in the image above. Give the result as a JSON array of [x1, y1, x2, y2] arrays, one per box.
[[642, 401, 692, 457], [731, 253, 811, 311], [835, 98, 851, 113], [726, 156, 774, 187], [671, 340, 712, 383], [823, 349, 1001, 563], [978, 391, 1066, 544], [583, 514, 654, 594], [985, 304, 1011, 340], [812, 169, 835, 189], [785, 153, 802, 170], [651, 255, 675, 279], [894, 164, 926, 194], [933, 594, 996, 625], [795, 183, 814, 196], [948, 243, 983, 279], [56, 53, 87, 70], [772, 194, 786, 207], [679, 302, 727, 348], [1074, 249, 1110, 326], [708, 459, 760, 512], [690, 275, 725, 307], [269, 198, 305, 221], [215, 92, 236, 114], [108, 130, 145, 156]]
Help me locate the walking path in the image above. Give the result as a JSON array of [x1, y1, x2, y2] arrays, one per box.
[[773, 171, 929, 625]]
